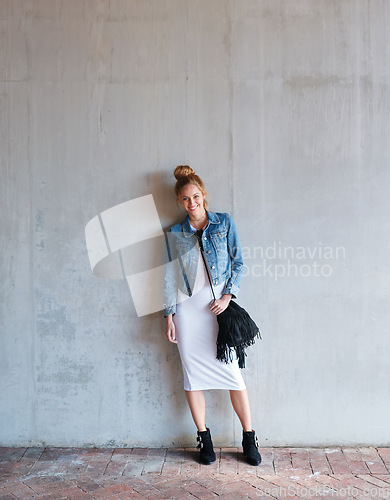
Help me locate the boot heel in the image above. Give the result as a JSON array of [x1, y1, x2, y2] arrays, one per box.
[[242, 429, 262, 466], [197, 427, 216, 465]]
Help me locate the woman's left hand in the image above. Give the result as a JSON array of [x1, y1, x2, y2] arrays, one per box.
[[209, 294, 232, 315]]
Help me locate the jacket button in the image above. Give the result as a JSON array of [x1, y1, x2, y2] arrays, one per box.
[[211, 265, 215, 269], [207, 250, 211, 253], [204, 237, 207, 240]]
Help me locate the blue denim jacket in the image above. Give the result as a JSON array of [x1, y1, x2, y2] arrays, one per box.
[[163, 211, 244, 317]]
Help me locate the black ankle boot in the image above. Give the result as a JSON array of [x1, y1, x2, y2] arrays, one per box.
[[242, 430, 262, 466], [196, 428, 216, 465]]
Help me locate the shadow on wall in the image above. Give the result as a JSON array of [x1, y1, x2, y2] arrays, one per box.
[[85, 170, 199, 442], [84, 174, 176, 316]]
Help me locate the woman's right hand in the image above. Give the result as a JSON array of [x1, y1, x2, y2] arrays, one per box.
[[165, 315, 177, 343]]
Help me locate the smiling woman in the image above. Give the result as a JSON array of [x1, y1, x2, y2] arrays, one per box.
[[174, 165, 209, 212], [162, 165, 262, 467]]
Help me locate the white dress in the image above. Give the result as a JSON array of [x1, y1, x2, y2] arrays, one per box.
[[173, 224, 246, 391]]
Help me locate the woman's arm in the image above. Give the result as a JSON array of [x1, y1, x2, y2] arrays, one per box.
[[165, 313, 177, 343], [222, 214, 244, 298], [209, 213, 243, 315], [162, 229, 179, 317]]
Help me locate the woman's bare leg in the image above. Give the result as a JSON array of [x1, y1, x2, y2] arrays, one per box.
[[185, 390, 207, 431], [229, 389, 252, 432]]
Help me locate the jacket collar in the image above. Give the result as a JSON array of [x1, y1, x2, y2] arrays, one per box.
[[182, 210, 220, 237]]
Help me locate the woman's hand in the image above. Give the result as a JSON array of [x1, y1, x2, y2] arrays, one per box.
[[165, 314, 178, 343], [209, 294, 232, 315]]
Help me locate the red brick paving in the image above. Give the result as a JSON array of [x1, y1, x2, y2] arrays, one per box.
[[0, 446, 389, 499]]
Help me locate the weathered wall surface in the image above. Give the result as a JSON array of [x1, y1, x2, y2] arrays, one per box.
[[1, 0, 389, 447]]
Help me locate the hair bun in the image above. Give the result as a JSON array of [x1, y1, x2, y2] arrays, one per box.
[[174, 165, 195, 180]]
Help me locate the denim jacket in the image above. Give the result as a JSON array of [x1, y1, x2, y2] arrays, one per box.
[[163, 211, 244, 317]]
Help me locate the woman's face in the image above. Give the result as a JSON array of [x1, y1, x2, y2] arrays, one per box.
[[178, 183, 206, 218]]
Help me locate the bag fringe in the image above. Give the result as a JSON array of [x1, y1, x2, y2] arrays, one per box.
[[216, 300, 261, 369]]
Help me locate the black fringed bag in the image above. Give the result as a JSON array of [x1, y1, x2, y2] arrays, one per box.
[[195, 229, 261, 369]]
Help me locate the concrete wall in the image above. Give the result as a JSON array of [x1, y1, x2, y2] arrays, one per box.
[[1, 0, 389, 447]]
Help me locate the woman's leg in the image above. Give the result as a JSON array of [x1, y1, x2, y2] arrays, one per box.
[[185, 390, 207, 431], [186, 390, 216, 464], [230, 389, 262, 466], [229, 389, 252, 431]]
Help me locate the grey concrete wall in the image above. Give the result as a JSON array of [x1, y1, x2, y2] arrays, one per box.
[[1, 0, 389, 447]]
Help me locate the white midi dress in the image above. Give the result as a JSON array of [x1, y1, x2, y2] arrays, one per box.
[[173, 225, 246, 392]]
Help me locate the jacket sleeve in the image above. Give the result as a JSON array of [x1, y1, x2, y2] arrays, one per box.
[[162, 229, 179, 317], [222, 214, 244, 298]]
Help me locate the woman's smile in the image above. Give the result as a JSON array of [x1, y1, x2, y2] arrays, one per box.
[[178, 184, 206, 219]]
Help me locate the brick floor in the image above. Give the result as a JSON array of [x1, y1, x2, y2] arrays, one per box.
[[0, 446, 389, 499]]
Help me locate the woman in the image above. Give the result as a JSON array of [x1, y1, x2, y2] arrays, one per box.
[[163, 165, 261, 466]]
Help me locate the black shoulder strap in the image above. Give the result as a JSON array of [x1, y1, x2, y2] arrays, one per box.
[[195, 230, 216, 302]]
